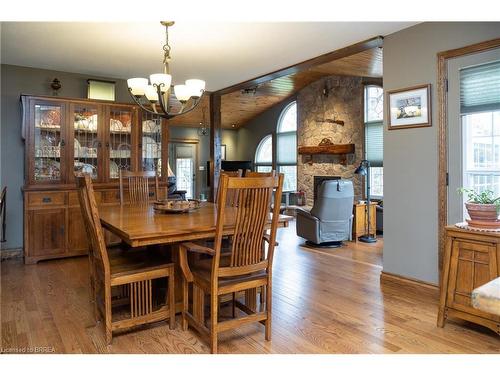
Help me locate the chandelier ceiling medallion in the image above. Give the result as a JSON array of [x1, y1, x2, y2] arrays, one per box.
[[127, 21, 206, 119]]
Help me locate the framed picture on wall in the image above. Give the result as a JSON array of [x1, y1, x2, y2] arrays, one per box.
[[387, 84, 431, 130], [221, 144, 227, 160]]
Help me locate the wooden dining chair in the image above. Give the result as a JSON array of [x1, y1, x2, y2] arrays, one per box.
[[245, 170, 276, 177], [179, 173, 284, 353], [215, 169, 243, 206], [119, 170, 159, 205], [76, 174, 175, 344], [245, 171, 277, 305]]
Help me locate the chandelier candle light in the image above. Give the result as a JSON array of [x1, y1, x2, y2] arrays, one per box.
[[127, 21, 206, 119]]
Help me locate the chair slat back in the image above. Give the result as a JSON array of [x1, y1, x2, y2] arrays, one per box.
[[215, 169, 243, 207], [213, 174, 284, 277], [76, 175, 110, 278], [119, 170, 159, 205], [245, 170, 276, 177]]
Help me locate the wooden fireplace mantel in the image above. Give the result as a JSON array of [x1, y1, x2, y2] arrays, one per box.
[[298, 143, 355, 165]]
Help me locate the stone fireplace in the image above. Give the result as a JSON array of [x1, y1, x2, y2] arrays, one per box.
[[297, 75, 364, 206]]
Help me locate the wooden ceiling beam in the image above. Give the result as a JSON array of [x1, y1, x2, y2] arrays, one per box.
[[214, 36, 383, 96]]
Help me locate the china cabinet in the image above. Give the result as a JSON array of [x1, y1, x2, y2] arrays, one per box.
[[21, 95, 169, 264]]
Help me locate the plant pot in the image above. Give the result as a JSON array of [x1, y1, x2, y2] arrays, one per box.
[[465, 203, 499, 221]]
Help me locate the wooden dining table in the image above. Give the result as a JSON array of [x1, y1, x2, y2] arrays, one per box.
[[99, 201, 292, 248], [99, 201, 293, 313]]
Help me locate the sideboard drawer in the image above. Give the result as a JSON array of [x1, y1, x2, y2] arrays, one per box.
[[27, 192, 66, 207]]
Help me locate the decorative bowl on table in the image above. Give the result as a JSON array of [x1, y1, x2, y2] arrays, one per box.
[[153, 199, 201, 214]]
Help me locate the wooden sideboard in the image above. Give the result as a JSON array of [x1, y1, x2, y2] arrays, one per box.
[[437, 225, 500, 335], [21, 95, 169, 264], [352, 202, 377, 240]]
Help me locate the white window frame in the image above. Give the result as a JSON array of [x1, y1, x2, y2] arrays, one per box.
[[276, 101, 297, 192], [255, 134, 273, 171], [364, 85, 384, 199], [462, 110, 500, 197]]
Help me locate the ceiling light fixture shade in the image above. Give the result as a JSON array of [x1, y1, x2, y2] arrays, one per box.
[[149, 73, 172, 92], [174, 84, 191, 103], [127, 78, 148, 97], [144, 85, 158, 102], [186, 79, 206, 98], [127, 21, 206, 119]]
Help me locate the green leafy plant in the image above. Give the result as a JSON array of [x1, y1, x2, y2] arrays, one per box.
[[458, 188, 500, 212]]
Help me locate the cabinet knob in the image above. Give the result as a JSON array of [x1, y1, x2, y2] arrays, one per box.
[[42, 197, 52, 203], [60, 139, 66, 147]]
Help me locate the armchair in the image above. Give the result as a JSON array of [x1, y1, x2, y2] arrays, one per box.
[[296, 179, 354, 247]]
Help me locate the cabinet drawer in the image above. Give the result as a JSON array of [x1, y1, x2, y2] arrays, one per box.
[[27, 192, 66, 207], [68, 191, 102, 206]]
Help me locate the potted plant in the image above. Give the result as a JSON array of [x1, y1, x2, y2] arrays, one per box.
[[458, 188, 500, 223]]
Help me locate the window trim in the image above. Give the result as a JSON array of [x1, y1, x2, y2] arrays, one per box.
[[277, 101, 298, 133], [364, 84, 384, 124], [276, 101, 297, 192], [364, 85, 384, 198], [254, 134, 273, 170]]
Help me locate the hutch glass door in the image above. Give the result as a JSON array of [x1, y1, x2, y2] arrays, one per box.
[[142, 113, 162, 176], [108, 107, 134, 179], [33, 102, 65, 183], [72, 104, 100, 180]]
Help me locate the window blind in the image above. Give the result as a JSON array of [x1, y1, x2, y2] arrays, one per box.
[[365, 121, 383, 167], [277, 132, 297, 164], [460, 60, 500, 114]]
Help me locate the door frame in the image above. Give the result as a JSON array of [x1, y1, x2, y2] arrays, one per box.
[[437, 37, 500, 281], [168, 138, 200, 199]]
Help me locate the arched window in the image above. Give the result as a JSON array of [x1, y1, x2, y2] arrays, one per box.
[[277, 102, 297, 191], [255, 134, 273, 172]]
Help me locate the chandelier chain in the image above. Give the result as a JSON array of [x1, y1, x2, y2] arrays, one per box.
[[163, 24, 171, 64]]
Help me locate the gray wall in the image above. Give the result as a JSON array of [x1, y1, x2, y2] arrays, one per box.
[[0, 64, 236, 250], [383, 22, 500, 284], [236, 97, 297, 161]]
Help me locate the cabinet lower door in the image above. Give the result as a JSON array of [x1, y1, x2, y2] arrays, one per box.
[[447, 240, 498, 317], [67, 207, 88, 252], [27, 208, 66, 257]]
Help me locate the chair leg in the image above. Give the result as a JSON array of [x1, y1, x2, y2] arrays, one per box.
[[105, 287, 113, 345], [265, 283, 272, 341], [210, 292, 218, 354], [182, 277, 188, 331], [168, 272, 176, 330], [231, 292, 236, 318]]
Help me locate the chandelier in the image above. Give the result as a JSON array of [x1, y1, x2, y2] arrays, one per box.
[[127, 21, 206, 119]]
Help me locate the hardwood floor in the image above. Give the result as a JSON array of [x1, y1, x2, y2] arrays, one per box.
[[1, 221, 499, 354]]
